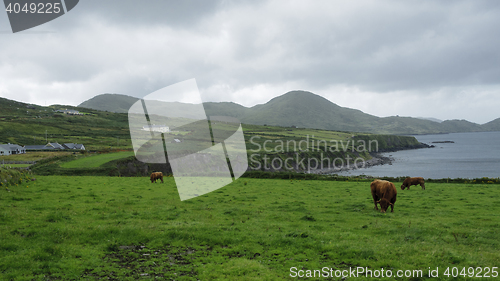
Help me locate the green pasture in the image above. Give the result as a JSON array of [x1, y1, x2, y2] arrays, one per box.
[[244, 126, 353, 141], [243, 126, 354, 152], [0, 176, 499, 280], [60, 151, 135, 168], [0, 151, 72, 162]]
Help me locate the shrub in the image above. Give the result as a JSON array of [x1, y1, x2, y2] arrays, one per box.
[[0, 168, 33, 189]]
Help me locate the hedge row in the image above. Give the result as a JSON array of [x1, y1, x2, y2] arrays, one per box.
[[0, 168, 33, 189], [241, 171, 500, 184]]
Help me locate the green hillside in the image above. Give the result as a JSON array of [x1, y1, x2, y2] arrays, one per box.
[[482, 117, 500, 131], [1, 96, 424, 162], [78, 94, 250, 121], [374, 116, 444, 135], [79, 91, 499, 135], [1, 96, 428, 176], [0, 97, 131, 150], [78, 93, 140, 113], [241, 91, 378, 132], [203, 102, 250, 119], [439, 119, 483, 132]]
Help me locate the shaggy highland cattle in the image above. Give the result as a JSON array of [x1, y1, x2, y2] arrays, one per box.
[[370, 179, 397, 213], [150, 172, 164, 183], [401, 177, 425, 190]]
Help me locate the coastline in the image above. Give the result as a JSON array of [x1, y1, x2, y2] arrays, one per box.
[[309, 142, 433, 175], [314, 131, 500, 179], [310, 152, 394, 175], [245, 142, 434, 174]]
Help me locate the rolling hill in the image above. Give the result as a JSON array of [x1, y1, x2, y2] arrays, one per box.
[[0, 96, 426, 161], [0, 97, 131, 149], [240, 91, 378, 132], [78, 91, 498, 135], [482, 117, 500, 132], [78, 93, 140, 113]]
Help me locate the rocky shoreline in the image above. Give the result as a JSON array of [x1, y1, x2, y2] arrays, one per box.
[[310, 142, 433, 175], [309, 152, 394, 175], [375, 142, 434, 153]]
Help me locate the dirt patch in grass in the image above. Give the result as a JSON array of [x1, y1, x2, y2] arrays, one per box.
[[82, 245, 206, 280]]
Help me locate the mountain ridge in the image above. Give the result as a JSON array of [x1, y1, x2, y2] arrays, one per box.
[[76, 91, 500, 135]]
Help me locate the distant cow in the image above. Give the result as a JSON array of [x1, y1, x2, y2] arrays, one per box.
[[150, 172, 164, 183], [401, 177, 425, 190], [370, 180, 397, 213]]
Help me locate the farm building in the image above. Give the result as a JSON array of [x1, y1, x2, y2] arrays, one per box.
[[55, 109, 83, 115], [63, 143, 85, 150], [0, 145, 11, 156], [24, 145, 49, 151], [142, 124, 169, 133], [25, 142, 86, 151], [46, 142, 65, 149], [0, 143, 26, 156]]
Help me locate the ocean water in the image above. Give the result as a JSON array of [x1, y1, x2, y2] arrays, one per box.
[[338, 131, 500, 179]]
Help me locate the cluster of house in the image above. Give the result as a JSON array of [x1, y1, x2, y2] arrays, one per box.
[[142, 124, 170, 133], [55, 109, 83, 115], [0, 142, 85, 156], [25, 142, 85, 151], [139, 125, 182, 143]]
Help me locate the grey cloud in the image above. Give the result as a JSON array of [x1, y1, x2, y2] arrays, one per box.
[[221, 0, 500, 92], [0, 0, 499, 124], [44, 0, 224, 30]]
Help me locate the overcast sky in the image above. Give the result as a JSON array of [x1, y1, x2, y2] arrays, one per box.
[[1, 0, 499, 124]]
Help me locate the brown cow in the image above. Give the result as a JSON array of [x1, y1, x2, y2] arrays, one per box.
[[401, 177, 425, 190], [150, 172, 164, 183], [370, 180, 397, 213]]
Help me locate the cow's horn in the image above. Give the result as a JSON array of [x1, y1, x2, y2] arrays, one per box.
[[389, 203, 394, 206]]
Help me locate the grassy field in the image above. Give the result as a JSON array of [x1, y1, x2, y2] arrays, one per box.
[[0, 176, 499, 280], [0, 151, 72, 162], [60, 151, 135, 168]]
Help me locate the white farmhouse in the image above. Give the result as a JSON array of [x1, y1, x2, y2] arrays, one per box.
[[142, 124, 170, 133], [0, 143, 26, 156]]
